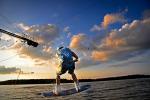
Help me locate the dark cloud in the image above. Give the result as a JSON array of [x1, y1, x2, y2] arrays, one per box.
[[76, 58, 100, 69], [143, 9, 150, 19], [0, 66, 35, 74], [0, 66, 20, 74], [108, 50, 150, 67]]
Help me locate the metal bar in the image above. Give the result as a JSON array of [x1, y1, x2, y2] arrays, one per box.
[[0, 28, 38, 47]]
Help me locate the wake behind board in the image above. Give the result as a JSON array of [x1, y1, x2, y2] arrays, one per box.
[[39, 84, 90, 97]]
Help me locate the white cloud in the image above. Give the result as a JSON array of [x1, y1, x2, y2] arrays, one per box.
[[17, 23, 30, 31], [1, 23, 60, 67], [63, 26, 70, 33], [90, 25, 102, 32], [63, 26, 72, 38]]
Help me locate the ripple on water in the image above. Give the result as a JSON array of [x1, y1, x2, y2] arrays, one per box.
[[0, 78, 150, 100]]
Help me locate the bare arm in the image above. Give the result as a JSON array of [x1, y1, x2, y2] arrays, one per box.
[[72, 51, 78, 62]]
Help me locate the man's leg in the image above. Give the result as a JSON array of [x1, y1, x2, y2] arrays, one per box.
[[56, 74, 60, 85], [71, 73, 78, 82], [71, 73, 80, 92], [54, 74, 61, 94]]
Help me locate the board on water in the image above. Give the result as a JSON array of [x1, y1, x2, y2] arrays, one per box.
[[38, 84, 90, 97]]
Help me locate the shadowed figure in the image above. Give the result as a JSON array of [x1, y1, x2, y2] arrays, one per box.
[[55, 46, 80, 95]]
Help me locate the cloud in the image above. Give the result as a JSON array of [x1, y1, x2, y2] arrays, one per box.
[[68, 33, 98, 67], [0, 33, 15, 49], [17, 23, 30, 31], [102, 18, 150, 49], [107, 50, 150, 68], [2, 23, 60, 67], [91, 51, 109, 61], [69, 16, 150, 68], [1, 9, 150, 70], [70, 33, 86, 50], [63, 26, 72, 38], [63, 26, 70, 33], [102, 13, 126, 28], [143, 9, 150, 19], [0, 66, 35, 74], [90, 25, 102, 32], [69, 33, 100, 68], [91, 18, 150, 61], [0, 34, 12, 41], [26, 24, 59, 44], [69, 33, 97, 51], [91, 11, 126, 32], [15, 12, 149, 69], [76, 57, 100, 69], [0, 66, 20, 74]]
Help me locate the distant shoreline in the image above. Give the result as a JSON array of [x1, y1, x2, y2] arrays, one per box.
[[0, 74, 150, 85]]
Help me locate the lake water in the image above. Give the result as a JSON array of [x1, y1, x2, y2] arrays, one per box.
[[0, 78, 150, 100]]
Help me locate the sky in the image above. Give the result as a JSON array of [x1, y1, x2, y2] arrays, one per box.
[[0, 0, 150, 81]]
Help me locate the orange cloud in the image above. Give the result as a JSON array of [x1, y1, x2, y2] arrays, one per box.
[[69, 33, 86, 49], [69, 33, 96, 51], [104, 37, 126, 48], [91, 51, 109, 61], [102, 13, 126, 28], [91, 12, 126, 32], [92, 18, 150, 62]]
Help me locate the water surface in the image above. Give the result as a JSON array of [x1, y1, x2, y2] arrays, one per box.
[[0, 78, 150, 100]]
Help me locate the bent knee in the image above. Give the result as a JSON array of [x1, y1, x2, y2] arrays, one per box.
[[56, 74, 60, 78]]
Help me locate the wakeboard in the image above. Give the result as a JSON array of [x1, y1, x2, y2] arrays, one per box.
[[38, 84, 90, 97]]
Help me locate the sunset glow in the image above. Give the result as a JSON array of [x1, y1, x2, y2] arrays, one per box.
[[0, 0, 150, 81]]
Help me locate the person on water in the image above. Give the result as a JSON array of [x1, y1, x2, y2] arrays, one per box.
[[55, 46, 80, 94]]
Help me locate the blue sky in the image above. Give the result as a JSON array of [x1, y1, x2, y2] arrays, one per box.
[[1, 0, 149, 31], [0, 0, 150, 81]]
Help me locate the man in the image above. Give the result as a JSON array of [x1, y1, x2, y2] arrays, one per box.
[[54, 46, 80, 94]]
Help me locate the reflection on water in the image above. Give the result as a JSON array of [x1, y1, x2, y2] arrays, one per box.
[[0, 78, 150, 100]]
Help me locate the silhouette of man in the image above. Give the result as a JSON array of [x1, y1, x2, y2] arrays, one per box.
[[55, 46, 80, 94]]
